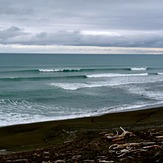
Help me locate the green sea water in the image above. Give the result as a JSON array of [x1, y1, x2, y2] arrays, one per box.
[[0, 53, 163, 126]]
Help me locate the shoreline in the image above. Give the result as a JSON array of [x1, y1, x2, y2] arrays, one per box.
[[0, 106, 163, 162], [0, 105, 162, 141], [1, 103, 163, 128]]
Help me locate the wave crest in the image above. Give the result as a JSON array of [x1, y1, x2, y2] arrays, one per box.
[[87, 73, 148, 78], [2, 67, 161, 74], [39, 68, 81, 72], [130, 67, 147, 71], [39, 69, 56, 72]]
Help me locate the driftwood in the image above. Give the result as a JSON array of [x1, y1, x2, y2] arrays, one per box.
[[108, 141, 161, 159], [103, 127, 163, 160], [143, 145, 161, 149], [109, 143, 141, 150], [104, 127, 135, 141], [156, 135, 163, 139]]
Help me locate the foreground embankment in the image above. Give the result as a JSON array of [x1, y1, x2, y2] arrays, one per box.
[[0, 107, 163, 162]]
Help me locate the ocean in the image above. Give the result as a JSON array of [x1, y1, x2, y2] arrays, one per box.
[[0, 53, 163, 126]]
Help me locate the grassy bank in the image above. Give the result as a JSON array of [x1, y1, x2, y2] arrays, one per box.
[[0, 106, 162, 152]]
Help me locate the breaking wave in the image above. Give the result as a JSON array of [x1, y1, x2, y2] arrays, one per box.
[[2, 66, 162, 74], [0, 72, 162, 81], [36, 67, 153, 73], [130, 67, 148, 71], [86, 73, 149, 78], [50, 73, 163, 90], [39, 68, 81, 72]]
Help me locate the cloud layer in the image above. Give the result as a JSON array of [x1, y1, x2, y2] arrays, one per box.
[[1, 27, 163, 48], [0, 0, 163, 53]]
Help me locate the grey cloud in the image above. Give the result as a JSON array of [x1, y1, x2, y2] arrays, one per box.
[[0, 26, 29, 42], [1, 26, 163, 48], [0, 0, 163, 48], [18, 30, 82, 45], [0, 1, 33, 16], [1, 0, 163, 30]]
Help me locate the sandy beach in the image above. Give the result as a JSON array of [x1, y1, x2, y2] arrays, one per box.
[[0, 106, 163, 162]]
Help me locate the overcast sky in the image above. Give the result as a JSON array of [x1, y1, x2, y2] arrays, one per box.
[[0, 0, 163, 54]]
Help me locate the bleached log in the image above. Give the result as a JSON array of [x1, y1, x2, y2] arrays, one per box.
[[104, 127, 135, 141], [109, 143, 141, 150], [143, 145, 161, 149], [156, 135, 163, 139]]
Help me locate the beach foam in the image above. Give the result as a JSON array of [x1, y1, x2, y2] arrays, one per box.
[[1, 101, 162, 127]]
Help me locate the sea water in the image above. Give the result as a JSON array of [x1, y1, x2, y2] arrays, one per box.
[[0, 54, 163, 126]]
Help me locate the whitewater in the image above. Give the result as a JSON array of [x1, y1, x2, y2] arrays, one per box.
[[0, 54, 163, 126]]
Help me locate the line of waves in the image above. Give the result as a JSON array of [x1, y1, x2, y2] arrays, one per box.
[[51, 76, 163, 91], [31, 67, 151, 72], [0, 75, 87, 81], [1, 67, 162, 74], [87, 73, 149, 78], [86, 72, 163, 78], [0, 72, 163, 81], [38, 68, 133, 73]]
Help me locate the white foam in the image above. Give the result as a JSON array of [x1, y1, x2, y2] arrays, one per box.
[[50, 80, 142, 90], [98, 103, 149, 114], [0, 100, 163, 127], [100, 101, 163, 114], [50, 83, 106, 90], [126, 85, 163, 101], [158, 72, 163, 75], [130, 67, 147, 71], [50, 73, 163, 91], [39, 68, 81, 72], [39, 69, 55, 72], [0, 109, 99, 127], [86, 73, 148, 78], [54, 68, 81, 72]]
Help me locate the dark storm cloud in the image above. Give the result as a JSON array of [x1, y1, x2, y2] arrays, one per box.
[[0, 0, 163, 48]]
